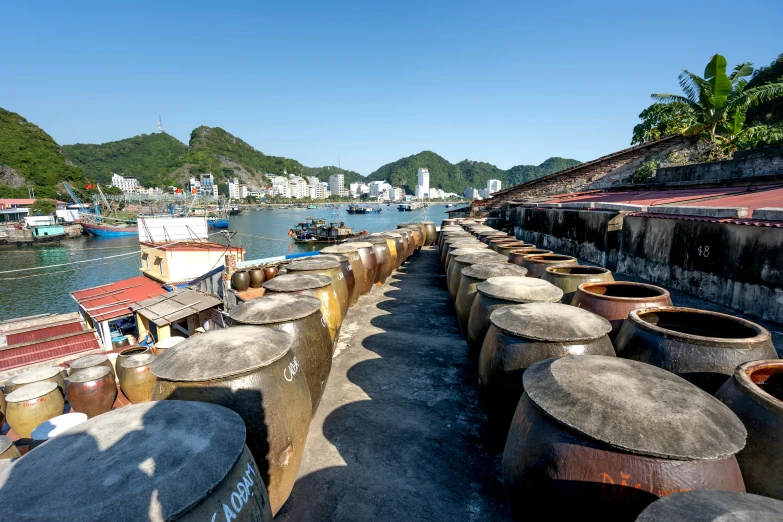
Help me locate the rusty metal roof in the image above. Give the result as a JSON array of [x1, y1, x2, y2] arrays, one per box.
[[130, 288, 222, 326], [71, 275, 168, 322], [0, 330, 101, 371]]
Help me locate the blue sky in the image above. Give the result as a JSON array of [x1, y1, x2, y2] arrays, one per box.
[[2, 1, 781, 174]]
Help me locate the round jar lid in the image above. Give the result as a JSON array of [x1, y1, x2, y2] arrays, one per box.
[[6, 381, 58, 402], [320, 244, 361, 254], [524, 356, 747, 460], [636, 491, 783, 521], [230, 293, 322, 324], [0, 434, 14, 454], [461, 262, 528, 280], [477, 276, 563, 303], [490, 303, 611, 341], [31, 412, 88, 441], [317, 253, 349, 264], [364, 237, 391, 245], [69, 366, 111, 383], [155, 336, 186, 349], [263, 273, 332, 292], [120, 353, 156, 369], [10, 366, 62, 385], [449, 248, 489, 259], [287, 257, 340, 271], [152, 325, 292, 382], [70, 354, 109, 370], [341, 241, 373, 249], [0, 401, 247, 522], [453, 252, 508, 266]]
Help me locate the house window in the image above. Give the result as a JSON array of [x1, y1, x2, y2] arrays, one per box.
[[142, 254, 149, 269], [154, 257, 164, 276]]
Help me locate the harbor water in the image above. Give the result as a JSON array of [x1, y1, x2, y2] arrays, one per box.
[[0, 205, 446, 319]]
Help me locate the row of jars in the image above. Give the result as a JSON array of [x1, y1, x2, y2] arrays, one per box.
[[0, 220, 439, 520], [440, 217, 783, 520]]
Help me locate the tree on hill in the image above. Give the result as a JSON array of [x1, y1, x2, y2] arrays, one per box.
[[29, 198, 57, 216], [746, 53, 783, 126]]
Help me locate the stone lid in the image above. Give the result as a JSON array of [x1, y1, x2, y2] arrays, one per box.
[[419, 221, 435, 224], [453, 252, 509, 266], [287, 257, 340, 271], [69, 366, 111, 383], [6, 381, 58, 402], [230, 293, 322, 324], [0, 401, 246, 522], [152, 326, 292, 382], [10, 366, 62, 385], [340, 241, 373, 249], [524, 356, 747, 460], [364, 236, 392, 245], [263, 273, 332, 292], [320, 244, 360, 254], [449, 247, 490, 259], [31, 413, 88, 441], [120, 353, 156, 369], [477, 276, 563, 303], [382, 231, 403, 237], [70, 354, 109, 370], [317, 253, 349, 264], [490, 303, 611, 341], [461, 262, 528, 280], [449, 241, 487, 249], [0, 434, 14, 454], [155, 336, 186, 349], [636, 491, 783, 521]]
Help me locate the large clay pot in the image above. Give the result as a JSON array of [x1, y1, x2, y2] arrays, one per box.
[[441, 237, 481, 267], [445, 243, 489, 274], [341, 241, 376, 295], [508, 248, 552, 265], [321, 244, 366, 304], [520, 253, 578, 278], [119, 353, 157, 403], [381, 231, 406, 269], [420, 221, 437, 246], [542, 265, 615, 304], [455, 262, 528, 338], [494, 243, 532, 257], [447, 251, 508, 300], [287, 257, 349, 319], [0, 434, 21, 460], [264, 274, 342, 346], [503, 356, 747, 522], [716, 360, 783, 500], [29, 412, 88, 449], [403, 225, 425, 251], [0, 388, 5, 427], [115, 345, 151, 383], [229, 294, 332, 414], [355, 236, 392, 284], [571, 282, 672, 341], [68, 366, 117, 418], [152, 335, 186, 356], [466, 276, 563, 358], [398, 228, 415, 260], [232, 270, 251, 292], [264, 264, 279, 280], [69, 354, 116, 381], [0, 401, 274, 521], [151, 326, 311, 516], [478, 231, 509, 244], [249, 268, 266, 288], [616, 307, 777, 394], [439, 232, 472, 253], [636, 490, 783, 521], [5, 381, 65, 439], [4, 366, 66, 396], [371, 234, 399, 272], [317, 253, 357, 307], [479, 303, 614, 441]]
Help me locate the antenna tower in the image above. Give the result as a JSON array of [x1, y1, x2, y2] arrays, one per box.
[[157, 115, 163, 134]]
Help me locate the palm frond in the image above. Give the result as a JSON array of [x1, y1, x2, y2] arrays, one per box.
[[651, 93, 701, 110], [731, 82, 783, 110], [730, 62, 754, 83], [678, 70, 708, 104]]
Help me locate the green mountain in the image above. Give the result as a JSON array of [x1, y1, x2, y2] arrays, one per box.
[[0, 108, 87, 199], [63, 133, 188, 188], [301, 165, 366, 185]]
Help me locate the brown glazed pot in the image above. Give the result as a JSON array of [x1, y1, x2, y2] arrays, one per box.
[[495, 243, 533, 257], [466, 276, 563, 358], [478, 303, 614, 441], [119, 353, 157, 403], [249, 268, 266, 288], [455, 262, 528, 338], [542, 265, 615, 303], [508, 248, 552, 265], [316, 253, 357, 308], [4, 366, 66, 396], [287, 257, 349, 319], [151, 326, 311, 516], [445, 243, 488, 273], [232, 270, 251, 292], [503, 356, 747, 522], [398, 228, 416, 260], [440, 237, 480, 267], [615, 307, 777, 394], [447, 251, 509, 300], [0, 434, 21, 460], [341, 241, 376, 295], [264, 264, 279, 280], [478, 232, 509, 244], [5, 381, 65, 439], [420, 221, 437, 246], [571, 282, 672, 341], [320, 244, 366, 304], [636, 490, 783, 521], [403, 225, 424, 251], [520, 253, 578, 278], [69, 354, 116, 381], [371, 234, 399, 271], [264, 274, 342, 347], [229, 294, 332, 414], [0, 387, 5, 427], [382, 231, 406, 269], [115, 345, 151, 383], [362, 237, 393, 284], [716, 360, 783, 500], [0, 401, 274, 521], [68, 366, 117, 418]]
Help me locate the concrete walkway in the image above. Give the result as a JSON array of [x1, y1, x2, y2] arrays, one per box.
[[276, 247, 512, 521]]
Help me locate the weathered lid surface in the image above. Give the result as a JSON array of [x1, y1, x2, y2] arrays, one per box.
[[461, 262, 528, 280], [477, 276, 563, 303], [230, 293, 322, 324], [155, 336, 185, 349], [0, 434, 14, 454], [69, 366, 111, 383], [0, 401, 246, 522], [31, 412, 88, 440], [317, 254, 349, 265], [120, 353, 156, 369], [365, 237, 391, 245], [449, 247, 489, 259], [490, 303, 611, 341], [152, 325, 292, 382], [453, 252, 509, 266], [70, 354, 108, 369], [11, 366, 62, 384], [636, 490, 783, 521], [263, 273, 332, 292], [287, 257, 340, 271], [340, 241, 373, 249], [6, 381, 58, 402], [524, 356, 747, 460], [321, 244, 361, 254]]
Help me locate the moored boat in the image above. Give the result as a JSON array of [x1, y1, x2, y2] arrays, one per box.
[[288, 217, 367, 244]]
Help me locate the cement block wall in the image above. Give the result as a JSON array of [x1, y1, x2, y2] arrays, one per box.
[[651, 146, 783, 187]]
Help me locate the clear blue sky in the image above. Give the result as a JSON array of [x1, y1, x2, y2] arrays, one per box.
[[2, 1, 781, 175]]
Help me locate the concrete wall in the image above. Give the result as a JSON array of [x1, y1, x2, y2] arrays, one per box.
[[617, 216, 783, 324], [650, 146, 783, 187]]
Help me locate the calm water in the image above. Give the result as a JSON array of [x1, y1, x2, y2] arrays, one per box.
[[0, 204, 446, 320]]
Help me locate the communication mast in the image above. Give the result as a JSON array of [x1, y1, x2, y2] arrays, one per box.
[[157, 115, 163, 134]]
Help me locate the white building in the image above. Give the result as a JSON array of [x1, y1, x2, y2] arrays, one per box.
[[329, 174, 344, 198], [271, 176, 289, 197], [190, 174, 218, 197], [417, 168, 430, 199], [289, 178, 309, 199], [111, 174, 140, 193], [349, 182, 369, 198], [228, 178, 248, 200], [464, 187, 479, 199], [369, 181, 391, 199], [478, 188, 491, 199], [391, 187, 404, 202], [487, 179, 502, 194]]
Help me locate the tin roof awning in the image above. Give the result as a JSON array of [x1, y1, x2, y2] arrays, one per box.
[[130, 289, 222, 326], [71, 275, 168, 322]]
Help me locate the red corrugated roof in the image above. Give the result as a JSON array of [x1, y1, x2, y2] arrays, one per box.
[[683, 186, 783, 212], [0, 331, 101, 371], [625, 212, 783, 228], [5, 320, 83, 345], [71, 275, 168, 322]]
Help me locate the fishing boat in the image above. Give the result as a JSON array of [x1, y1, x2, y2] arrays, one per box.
[[398, 204, 411, 212], [229, 206, 243, 216], [79, 221, 139, 237], [288, 217, 368, 244], [358, 204, 382, 214], [346, 204, 360, 214]]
